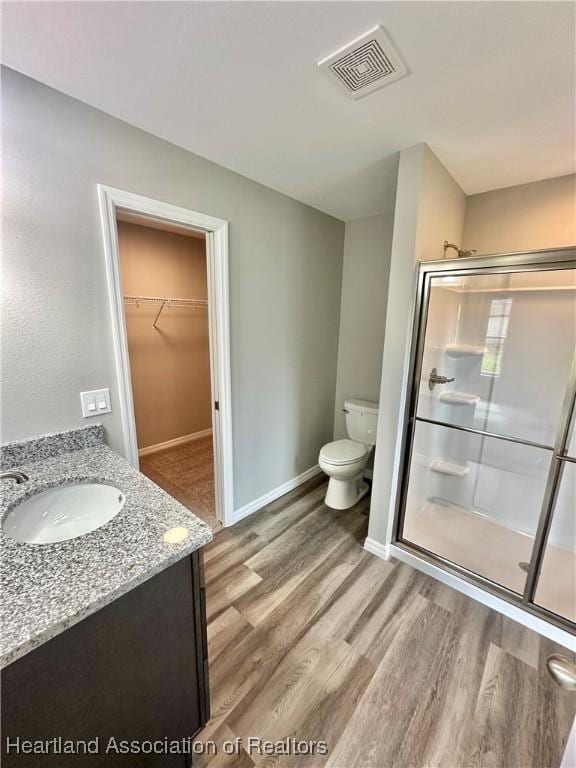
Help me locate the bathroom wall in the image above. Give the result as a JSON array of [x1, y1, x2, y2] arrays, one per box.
[[416, 147, 468, 262], [1, 67, 344, 511], [462, 174, 576, 254], [367, 143, 467, 549], [118, 221, 212, 450], [333, 213, 394, 440]]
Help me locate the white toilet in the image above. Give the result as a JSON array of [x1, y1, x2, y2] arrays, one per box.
[[319, 399, 379, 510]]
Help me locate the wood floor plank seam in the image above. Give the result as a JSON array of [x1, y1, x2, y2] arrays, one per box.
[[344, 562, 421, 646], [232, 513, 369, 628], [207, 606, 256, 664], [205, 534, 268, 587], [229, 476, 328, 537], [207, 564, 264, 623], [244, 499, 360, 576], [390, 605, 494, 768], [205, 530, 262, 563], [254, 487, 331, 544], [325, 597, 453, 768]]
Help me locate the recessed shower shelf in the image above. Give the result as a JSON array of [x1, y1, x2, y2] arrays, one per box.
[[444, 344, 485, 358], [438, 392, 480, 407], [429, 459, 469, 477]]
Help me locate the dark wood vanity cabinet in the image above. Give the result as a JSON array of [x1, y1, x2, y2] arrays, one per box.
[[1, 551, 209, 767]]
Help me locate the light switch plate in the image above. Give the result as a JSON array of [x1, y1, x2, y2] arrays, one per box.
[[80, 388, 111, 418]]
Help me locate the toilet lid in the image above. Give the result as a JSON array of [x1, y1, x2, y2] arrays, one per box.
[[320, 439, 367, 465]]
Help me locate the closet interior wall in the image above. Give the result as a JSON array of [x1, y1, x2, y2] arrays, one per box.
[[117, 220, 211, 451]]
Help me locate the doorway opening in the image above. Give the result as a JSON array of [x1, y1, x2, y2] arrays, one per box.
[[118, 216, 218, 529], [98, 186, 234, 529]]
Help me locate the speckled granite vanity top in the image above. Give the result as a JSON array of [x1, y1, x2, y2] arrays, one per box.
[[0, 425, 213, 668]]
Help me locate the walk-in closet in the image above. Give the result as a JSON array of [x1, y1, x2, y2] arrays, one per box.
[[118, 216, 219, 530]]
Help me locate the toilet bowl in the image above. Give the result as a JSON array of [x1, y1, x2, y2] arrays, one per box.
[[319, 399, 379, 510], [319, 439, 370, 509]]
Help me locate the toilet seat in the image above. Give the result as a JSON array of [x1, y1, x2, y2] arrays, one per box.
[[319, 439, 367, 466]]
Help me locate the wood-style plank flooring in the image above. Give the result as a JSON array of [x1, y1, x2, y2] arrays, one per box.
[[140, 435, 221, 531], [198, 475, 575, 768]]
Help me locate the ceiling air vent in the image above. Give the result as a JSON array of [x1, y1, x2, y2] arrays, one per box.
[[318, 26, 407, 99]]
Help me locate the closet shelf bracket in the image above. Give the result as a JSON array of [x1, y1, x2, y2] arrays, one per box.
[[153, 300, 167, 329]]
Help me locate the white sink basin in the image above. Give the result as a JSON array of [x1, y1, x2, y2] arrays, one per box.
[[2, 483, 125, 544]]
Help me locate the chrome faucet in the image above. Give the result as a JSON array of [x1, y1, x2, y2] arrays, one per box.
[[0, 471, 29, 484]]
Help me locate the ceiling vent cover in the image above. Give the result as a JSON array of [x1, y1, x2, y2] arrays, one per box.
[[318, 26, 407, 99]]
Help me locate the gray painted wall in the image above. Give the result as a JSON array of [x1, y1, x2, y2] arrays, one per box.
[[462, 174, 576, 255], [333, 213, 394, 439], [1, 67, 344, 510], [367, 144, 466, 547]]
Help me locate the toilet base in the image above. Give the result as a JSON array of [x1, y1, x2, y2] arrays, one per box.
[[325, 475, 370, 510]]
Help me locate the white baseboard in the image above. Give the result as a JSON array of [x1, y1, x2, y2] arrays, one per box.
[[390, 544, 576, 651], [363, 536, 391, 560], [138, 428, 212, 457], [232, 465, 323, 525]]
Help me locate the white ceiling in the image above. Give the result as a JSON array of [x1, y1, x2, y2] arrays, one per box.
[[2, 1, 574, 221]]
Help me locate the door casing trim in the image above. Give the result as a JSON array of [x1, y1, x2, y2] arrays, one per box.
[[98, 185, 234, 526]]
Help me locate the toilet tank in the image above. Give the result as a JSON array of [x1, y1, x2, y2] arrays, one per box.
[[344, 399, 379, 445]]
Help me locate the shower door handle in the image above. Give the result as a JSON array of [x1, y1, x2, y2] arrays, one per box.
[[428, 368, 455, 390]]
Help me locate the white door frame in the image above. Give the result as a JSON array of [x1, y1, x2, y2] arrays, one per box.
[[98, 185, 234, 526]]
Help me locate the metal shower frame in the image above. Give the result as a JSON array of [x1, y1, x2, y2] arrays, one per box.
[[392, 246, 576, 635]]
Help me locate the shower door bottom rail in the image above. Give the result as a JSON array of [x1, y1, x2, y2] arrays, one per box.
[[393, 537, 576, 636]]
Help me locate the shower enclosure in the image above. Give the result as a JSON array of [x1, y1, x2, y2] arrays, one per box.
[[393, 247, 576, 633]]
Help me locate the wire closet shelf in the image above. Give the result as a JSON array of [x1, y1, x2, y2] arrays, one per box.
[[123, 294, 208, 328]]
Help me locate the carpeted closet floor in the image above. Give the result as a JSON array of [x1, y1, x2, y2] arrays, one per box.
[[139, 434, 221, 531]]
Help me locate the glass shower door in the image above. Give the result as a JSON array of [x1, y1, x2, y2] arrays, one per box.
[[534, 412, 576, 622], [398, 265, 576, 602]]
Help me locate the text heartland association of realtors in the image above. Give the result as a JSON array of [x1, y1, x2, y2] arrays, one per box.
[[4, 736, 329, 756]]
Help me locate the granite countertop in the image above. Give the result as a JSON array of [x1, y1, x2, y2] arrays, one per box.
[[0, 425, 213, 669]]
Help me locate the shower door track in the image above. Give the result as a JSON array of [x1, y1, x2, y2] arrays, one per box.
[[391, 246, 576, 637]]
